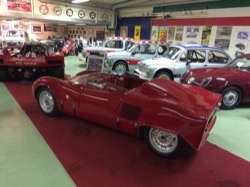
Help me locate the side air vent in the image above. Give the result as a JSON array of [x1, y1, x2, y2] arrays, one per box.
[[48, 60, 62, 65], [120, 104, 142, 121], [0, 59, 3, 64]]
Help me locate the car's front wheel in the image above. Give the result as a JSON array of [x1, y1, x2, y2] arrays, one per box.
[[144, 127, 186, 158], [113, 61, 128, 75], [221, 86, 242, 109], [155, 71, 173, 80], [37, 87, 59, 116]]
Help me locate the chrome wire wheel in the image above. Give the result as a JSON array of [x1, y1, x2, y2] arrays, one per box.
[[223, 90, 238, 107], [148, 128, 178, 154], [39, 90, 55, 114]]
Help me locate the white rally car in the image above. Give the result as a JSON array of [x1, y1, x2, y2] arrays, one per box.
[[80, 37, 134, 62], [102, 40, 169, 74]]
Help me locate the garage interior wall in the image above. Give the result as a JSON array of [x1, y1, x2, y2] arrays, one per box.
[[117, 6, 250, 57]]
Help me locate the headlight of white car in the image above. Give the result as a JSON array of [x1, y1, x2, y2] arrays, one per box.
[[104, 57, 112, 68], [138, 63, 149, 73]]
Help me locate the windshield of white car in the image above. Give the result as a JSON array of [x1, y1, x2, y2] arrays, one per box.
[[163, 47, 181, 59], [228, 57, 250, 71]]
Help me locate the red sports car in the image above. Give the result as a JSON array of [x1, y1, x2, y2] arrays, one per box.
[[0, 43, 64, 81], [180, 54, 250, 109], [32, 71, 221, 158], [61, 39, 75, 56]]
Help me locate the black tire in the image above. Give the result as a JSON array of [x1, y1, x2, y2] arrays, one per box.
[[144, 127, 187, 158], [113, 61, 128, 75], [221, 86, 242, 109], [49, 66, 64, 79], [37, 87, 59, 116], [0, 67, 9, 81], [155, 70, 173, 80]]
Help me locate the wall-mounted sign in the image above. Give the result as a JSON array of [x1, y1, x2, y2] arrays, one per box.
[[39, 5, 49, 15], [78, 10, 85, 19], [134, 26, 141, 40], [89, 12, 96, 19], [102, 14, 108, 21], [7, 0, 32, 12], [44, 24, 58, 32], [66, 9, 73, 17], [54, 6, 62, 16]]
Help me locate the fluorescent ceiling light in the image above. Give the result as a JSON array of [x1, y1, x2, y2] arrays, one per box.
[[72, 0, 89, 3]]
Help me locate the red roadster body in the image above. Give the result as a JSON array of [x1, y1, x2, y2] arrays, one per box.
[[180, 54, 250, 109], [32, 71, 221, 158]]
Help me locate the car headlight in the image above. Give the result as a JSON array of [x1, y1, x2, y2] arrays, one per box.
[[138, 63, 149, 73], [200, 77, 212, 88], [104, 57, 112, 68]]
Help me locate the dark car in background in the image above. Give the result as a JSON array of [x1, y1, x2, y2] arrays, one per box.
[[0, 42, 64, 81]]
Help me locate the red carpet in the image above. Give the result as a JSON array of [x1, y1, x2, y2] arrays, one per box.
[[5, 82, 250, 187]]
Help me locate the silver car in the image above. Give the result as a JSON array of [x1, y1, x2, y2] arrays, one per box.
[[102, 40, 168, 74], [135, 44, 232, 80]]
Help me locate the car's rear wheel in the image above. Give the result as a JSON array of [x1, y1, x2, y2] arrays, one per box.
[[0, 67, 9, 81], [49, 66, 64, 79], [155, 71, 173, 80], [113, 61, 128, 75], [144, 127, 187, 158], [37, 87, 59, 116], [221, 86, 242, 109]]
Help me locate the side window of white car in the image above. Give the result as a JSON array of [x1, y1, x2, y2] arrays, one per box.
[[187, 50, 205, 63], [105, 40, 123, 48], [208, 50, 230, 64], [141, 44, 156, 55]]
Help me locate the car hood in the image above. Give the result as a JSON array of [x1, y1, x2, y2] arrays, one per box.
[[140, 57, 174, 67], [141, 78, 221, 118]]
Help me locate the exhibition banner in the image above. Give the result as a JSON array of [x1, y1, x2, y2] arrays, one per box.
[[134, 26, 141, 40]]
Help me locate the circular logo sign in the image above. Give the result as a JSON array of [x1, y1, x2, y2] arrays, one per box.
[[78, 10, 85, 19], [54, 6, 62, 16], [102, 14, 108, 21], [66, 9, 73, 17], [39, 5, 49, 15], [89, 11, 96, 19]]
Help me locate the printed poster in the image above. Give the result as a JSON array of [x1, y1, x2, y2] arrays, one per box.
[[134, 26, 141, 40], [185, 26, 200, 44], [214, 26, 232, 50], [201, 26, 212, 45], [120, 26, 128, 37], [167, 27, 175, 42], [158, 26, 168, 42], [175, 26, 184, 42]]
